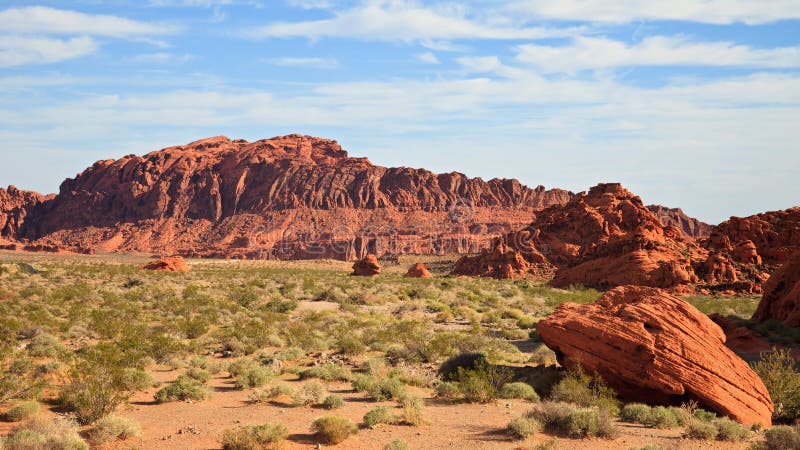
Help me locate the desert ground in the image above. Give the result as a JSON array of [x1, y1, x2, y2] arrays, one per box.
[[3, 251, 794, 450]]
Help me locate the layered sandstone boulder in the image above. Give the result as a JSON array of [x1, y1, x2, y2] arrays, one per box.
[[537, 286, 773, 427], [405, 262, 433, 278], [707, 208, 800, 265], [452, 235, 553, 279], [752, 251, 800, 327], [352, 254, 381, 277], [142, 256, 190, 272]]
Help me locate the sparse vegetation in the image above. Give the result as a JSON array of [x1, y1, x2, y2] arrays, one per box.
[[221, 423, 288, 450], [154, 375, 210, 403], [752, 347, 800, 422], [1, 401, 40, 422], [311, 415, 358, 445], [86, 415, 140, 447], [2, 416, 88, 450]]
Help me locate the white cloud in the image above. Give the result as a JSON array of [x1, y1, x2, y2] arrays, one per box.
[[0, 36, 97, 67], [265, 57, 340, 68], [416, 52, 440, 64], [505, 0, 800, 25], [244, 1, 582, 41], [284, 0, 333, 9], [149, 0, 233, 6], [129, 52, 194, 64], [0, 6, 180, 37], [515, 36, 800, 73]]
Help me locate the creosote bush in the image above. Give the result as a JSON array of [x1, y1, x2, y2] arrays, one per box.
[[321, 394, 345, 410], [221, 423, 288, 450], [507, 415, 542, 440], [2, 416, 88, 450], [364, 406, 396, 429], [383, 439, 411, 450], [154, 375, 210, 403], [752, 347, 800, 422], [311, 415, 358, 445], [527, 401, 617, 439], [500, 382, 540, 402], [759, 425, 800, 450], [86, 415, 140, 447], [2, 401, 40, 422]]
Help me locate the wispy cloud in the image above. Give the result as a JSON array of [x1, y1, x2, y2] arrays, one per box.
[[129, 52, 194, 64], [0, 36, 97, 67], [264, 57, 340, 68], [0, 6, 180, 37], [515, 36, 800, 73], [416, 52, 440, 64], [505, 0, 800, 25], [243, 2, 583, 41]]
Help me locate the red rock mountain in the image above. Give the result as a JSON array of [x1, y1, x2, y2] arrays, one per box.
[[11, 135, 572, 260], [538, 286, 773, 426], [646, 204, 712, 240], [0, 186, 50, 238], [707, 208, 800, 265], [753, 251, 800, 327]]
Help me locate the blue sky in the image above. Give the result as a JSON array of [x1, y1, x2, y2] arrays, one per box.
[[1, 1, 799, 223]]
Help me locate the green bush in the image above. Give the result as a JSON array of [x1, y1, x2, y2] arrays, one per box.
[[620, 403, 651, 423], [693, 408, 717, 422], [86, 415, 140, 447], [762, 425, 800, 450], [26, 334, 66, 358], [2, 401, 40, 422], [120, 368, 156, 392], [235, 366, 273, 389], [2, 416, 88, 450], [528, 401, 616, 438], [713, 417, 749, 442], [221, 423, 288, 450], [641, 406, 682, 429], [452, 359, 513, 403], [0, 354, 44, 403], [154, 375, 210, 403], [187, 367, 212, 384], [364, 406, 397, 429], [500, 382, 539, 401], [366, 378, 407, 402], [60, 362, 130, 425], [549, 370, 620, 415], [685, 419, 718, 440], [292, 382, 326, 406], [434, 381, 461, 400], [399, 394, 424, 426], [752, 348, 800, 422], [322, 394, 345, 410], [311, 415, 358, 445], [507, 416, 541, 440], [299, 363, 351, 382]]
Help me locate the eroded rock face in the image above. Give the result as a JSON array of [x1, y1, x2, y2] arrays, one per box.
[[142, 256, 189, 272], [405, 262, 433, 278], [708, 208, 800, 265], [753, 251, 800, 327], [537, 286, 773, 427], [352, 254, 381, 277], [18, 135, 572, 260], [647, 205, 712, 240], [0, 186, 50, 238], [453, 235, 553, 279]]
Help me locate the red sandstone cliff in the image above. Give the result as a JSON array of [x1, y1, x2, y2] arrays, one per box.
[[646, 204, 712, 240]]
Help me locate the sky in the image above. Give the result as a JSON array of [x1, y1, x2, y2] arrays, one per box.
[[1, 1, 799, 224]]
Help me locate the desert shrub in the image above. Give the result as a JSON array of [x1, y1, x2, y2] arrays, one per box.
[[0, 354, 44, 402], [517, 316, 536, 329], [235, 366, 273, 389], [641, 406, 682, 429], [528, 345, 558, 366], [507, 416, 542, 440], [321, 394, 345, 410], [628, 446, 664, 450], [435, 381, 461, 400], [299, 363, 351, 382], [364, 407, 397, 429], [86, 415, 140, 447], [187, 367, 212, 384], [620, 403, 651, 423], [713, 417, 749, 442], [2, 416, 88, 450], [693, 408, 717, 422], [350, 374, 374, 393], [438, 352, 486, 381], [500, 382, 540, 401], [761, 425, 800, 450], [311, 415, 357, 445], [221, 423, 288, 450], [154, 375, 210, 403], [549, 370, 620, 415], [752, 348, 800, 422], [292, 382, 326, 406], [60, 358, 132, 424], [452, 359, 513, 403], [25, 334, 66, 358], [383, 439, 411, 450], [528, 401, 616, 438], [120, 368, 156, 392], [684, 419, 718, 440], [2, 401, 40, 422], [227, 358, 256, 378], [398, 394, 424, 426], [366, 378, 407, 402]]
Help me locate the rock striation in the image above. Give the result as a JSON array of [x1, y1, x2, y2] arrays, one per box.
[[537, 286, 774, 427], [14, 135, 571, 260], [752, 251, 800, 327]]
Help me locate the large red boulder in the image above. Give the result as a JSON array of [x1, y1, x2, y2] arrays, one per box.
[[352, 254, 381, 277], [142, 256, 189, 272], [537, 286, 773, 427], [752, 251, 800, 327]]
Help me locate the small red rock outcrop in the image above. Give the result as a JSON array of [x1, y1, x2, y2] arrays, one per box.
[[537, 286, 773, 427], [352, 254, 381, 277], [453, 235, 553, 279], [0, 186, 50, 238], [752, 251, 800, 327], [142, 256, 190, 272], [405, 262, 433, 278]]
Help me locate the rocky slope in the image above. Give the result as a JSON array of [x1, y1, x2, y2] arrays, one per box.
[[11, 135, 572, 260], [0, 186, 50, 238], [707, 207, 800, 265], [753, 251, 800, 327], [538, 286, 773, 426], [646, 204, 712, 240]]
